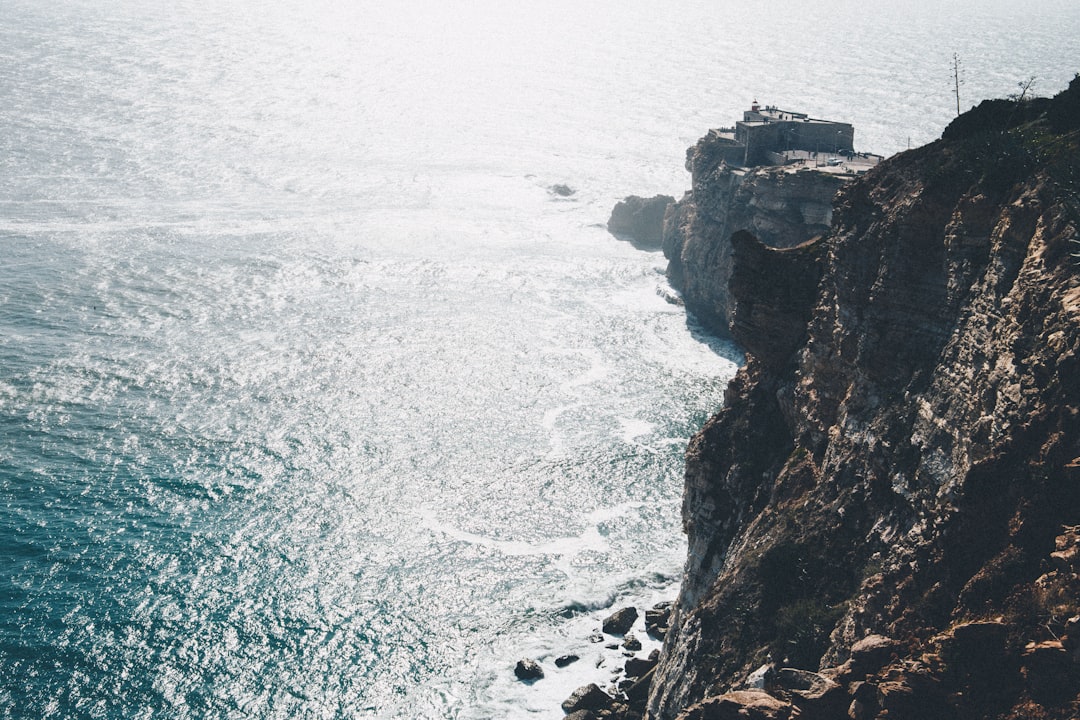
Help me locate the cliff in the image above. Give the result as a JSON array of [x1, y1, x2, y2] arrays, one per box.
[[649, 77, 1080, 720], [663, 135, 846, 332]]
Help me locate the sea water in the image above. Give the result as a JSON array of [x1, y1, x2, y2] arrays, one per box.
[[2, 1, 1078, 718]]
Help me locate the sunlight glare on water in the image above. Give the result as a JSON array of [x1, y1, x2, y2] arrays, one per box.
[[1, 0, 1078, 717]]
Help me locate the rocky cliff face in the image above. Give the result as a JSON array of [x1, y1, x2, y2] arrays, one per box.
[[663, 134, 846, 332], [649, 78, 1080, 720], [608, 194, 676, 249]]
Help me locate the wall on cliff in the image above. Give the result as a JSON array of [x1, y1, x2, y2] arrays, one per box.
[[649, 77, 1080, 720], [662, 135, 845, 333]]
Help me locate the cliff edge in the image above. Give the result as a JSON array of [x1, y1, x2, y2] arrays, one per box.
[[650, 77, 1080, 720]]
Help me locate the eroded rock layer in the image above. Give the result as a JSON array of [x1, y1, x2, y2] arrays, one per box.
[[650, 78, 1080, 720]]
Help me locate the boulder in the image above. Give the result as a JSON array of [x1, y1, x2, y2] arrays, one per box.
[[676, 690, 796, 720], [607, 195, 675, 249], [772, 668, 846, 720], [603, 607, 639, 635], [555, 654, 580, 668], [513, 658, 544, 681], [773, 668, 839, 699], [847, 635, 900, 676], [622, 633, 642, 651], [562, 684, 616, 715]]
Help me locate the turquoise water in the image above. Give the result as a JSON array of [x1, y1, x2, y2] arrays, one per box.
[[2, 0, 1078, 717]]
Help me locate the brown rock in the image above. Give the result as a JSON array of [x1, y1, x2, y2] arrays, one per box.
[[847, 635, 899, 676], [675, 690, 796, 720], [562, 684, 616, 715], [603, 607, 639, 636], [772, 667, 847, 718]]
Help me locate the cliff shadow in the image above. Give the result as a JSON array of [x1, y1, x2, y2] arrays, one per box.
[[684, 310, 744, 365]]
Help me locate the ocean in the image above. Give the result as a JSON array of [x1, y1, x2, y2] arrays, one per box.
[[1, 1, 1078, 717]]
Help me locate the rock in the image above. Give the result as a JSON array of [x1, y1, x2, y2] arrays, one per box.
[[847, 635, 899, 676], [863, 667, 946, 719], [513, 658, 544, 681], [1063, 615, 1080, 652], [602, 607, 638, 635], [743, 663, 773, 689], [846, 698, 870, 720], [1050, 525, 1080, 571], [562, 684, 616, 715], [624, 667, 655, 707], [771, 668, 846, 720], [1021, 640, 1073, 704], [625, 654, 658, 679], [844, 681, 879, 720], [607, 194, 675, 249], [588, 633, 605, 643], [675, 690, 796, 720], [645, 602, 673, 639], [622, 633, 642, 651], [555, 654, 580, 668], [773, 668, 839, 699], [550, 184, 575, 197], [565, 712, 594, 720]]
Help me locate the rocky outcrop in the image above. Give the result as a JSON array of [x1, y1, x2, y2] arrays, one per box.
[[662, 135, 846, 332], [649, 77, 1080, 720], [608, 194, 676, 249]]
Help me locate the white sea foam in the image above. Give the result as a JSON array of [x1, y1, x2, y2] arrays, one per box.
[[419, 507, 611, 558]]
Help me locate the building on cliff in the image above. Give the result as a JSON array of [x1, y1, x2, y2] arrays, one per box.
[[708, 101, 880, 169]]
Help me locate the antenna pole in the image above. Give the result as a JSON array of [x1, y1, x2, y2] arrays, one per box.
[[952, 53, 962, 116]]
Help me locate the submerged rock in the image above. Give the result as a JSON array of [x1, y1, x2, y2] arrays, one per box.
[[514, 658, 544, 681], [555, 654, 580, 668]]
